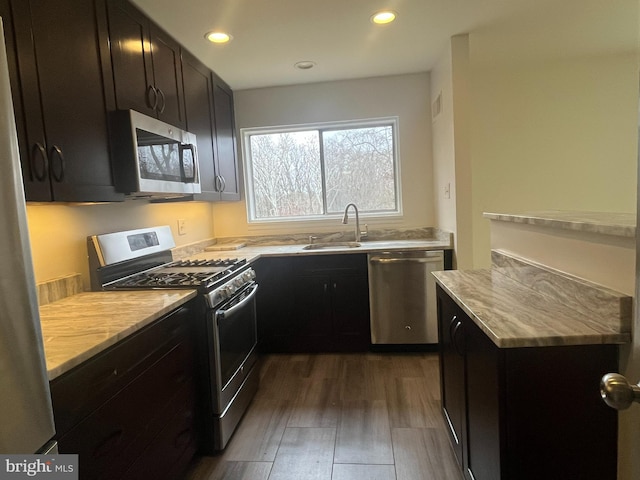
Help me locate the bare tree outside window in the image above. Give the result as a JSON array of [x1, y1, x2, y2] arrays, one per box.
[[323, 126, 395, 213], [244, 119, 399, 221]]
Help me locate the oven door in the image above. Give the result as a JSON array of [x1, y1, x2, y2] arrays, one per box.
[[209, 282, 258, 413]]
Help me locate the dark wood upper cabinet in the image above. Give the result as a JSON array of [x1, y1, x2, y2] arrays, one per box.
[[182, 51, 240, 201], [0, 0, 239, 202], [211, 73, 240, 201], [1, 0, 123, 202], [106, 0, 186, 129], [181, 50, 219, 201]]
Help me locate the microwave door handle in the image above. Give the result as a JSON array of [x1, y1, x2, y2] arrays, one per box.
[[179, 144, 197, 182]]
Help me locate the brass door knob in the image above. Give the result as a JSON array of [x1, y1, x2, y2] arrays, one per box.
[[600, 373, 640, 410]]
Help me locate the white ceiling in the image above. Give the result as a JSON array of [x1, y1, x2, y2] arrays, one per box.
[[130, 0, 635, 91]]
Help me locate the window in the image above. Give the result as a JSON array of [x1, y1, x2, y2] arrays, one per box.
[[242, 118, 400, 222]]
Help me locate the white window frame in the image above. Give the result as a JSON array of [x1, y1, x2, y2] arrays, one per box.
[[241, 117, 402, 225]]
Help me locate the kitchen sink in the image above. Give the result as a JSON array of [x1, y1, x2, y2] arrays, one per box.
[[302, 242, 361, 250]]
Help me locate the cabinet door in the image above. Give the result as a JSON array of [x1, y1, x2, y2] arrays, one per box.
[[254, 258, 295, 352], [182, 51, 219, 200], [107, 0, 185, 128], [293, 274, 333, 351], [60, 342, 194, 479], [464, 315, 502, 480], [0, 0, 50, 200], [149, 24, 185, 128], [107, 0, 156, 118], [212, 75, 240, 201], [11, 0, 122, 202], [331, 272, 370, 350], [437, 286, 466, 467]]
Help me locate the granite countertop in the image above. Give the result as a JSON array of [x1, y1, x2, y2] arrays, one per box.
[[39, 290, 197, 380], [433, 266, 631, 348], [40, 235, 451, 380], [186, 238, 452, 263]]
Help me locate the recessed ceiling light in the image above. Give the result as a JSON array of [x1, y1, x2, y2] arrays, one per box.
[[294, 61, 316, 70], [205, 31, 232, 44], [371, 10, 397, 25]]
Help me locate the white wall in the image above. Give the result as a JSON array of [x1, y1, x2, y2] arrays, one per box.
[[456, 1, 639, 477], [27, 201, 213, 289], [431, 35, 473, 269], [466, 1, 639, 268], [211, 73, 434, 238], [430, 41, 456, 247]]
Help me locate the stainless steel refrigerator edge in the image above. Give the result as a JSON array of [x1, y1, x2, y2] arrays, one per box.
[[0, 18, 57, 453]]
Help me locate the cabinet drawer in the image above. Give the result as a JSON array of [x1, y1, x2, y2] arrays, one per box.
[[51, 304, 193, 434], [293, 253, 367, 275], [57, 338, 195, 479]]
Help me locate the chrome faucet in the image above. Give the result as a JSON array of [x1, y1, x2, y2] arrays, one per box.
[[341, 203, 368, 242]]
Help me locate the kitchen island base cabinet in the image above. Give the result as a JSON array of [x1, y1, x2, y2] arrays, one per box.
[[50, 300, 201, 480], [437, 285, 618, 480]]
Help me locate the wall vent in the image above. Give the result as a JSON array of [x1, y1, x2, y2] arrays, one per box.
[[431, 92, 442, 120]]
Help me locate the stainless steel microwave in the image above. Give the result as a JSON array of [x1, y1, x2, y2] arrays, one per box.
[[110, 110, 201, 198]]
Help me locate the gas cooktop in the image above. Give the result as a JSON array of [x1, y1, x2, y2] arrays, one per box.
[[106, 258, 247, 290], [88, 225, 250, 292]]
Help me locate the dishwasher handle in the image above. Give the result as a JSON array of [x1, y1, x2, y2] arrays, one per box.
[[369, 256, 443, 265]]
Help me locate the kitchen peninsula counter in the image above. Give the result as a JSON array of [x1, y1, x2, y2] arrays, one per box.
[[39, 290, 197, 380], [433, 251, 631, 348]]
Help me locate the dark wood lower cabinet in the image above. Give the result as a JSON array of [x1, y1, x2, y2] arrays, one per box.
[[256, 254, 370, 353], [50, 300, 201, 480], [437, 285, 619, 480]]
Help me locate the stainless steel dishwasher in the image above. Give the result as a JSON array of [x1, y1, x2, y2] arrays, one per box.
[[368, 250, 444, 344]]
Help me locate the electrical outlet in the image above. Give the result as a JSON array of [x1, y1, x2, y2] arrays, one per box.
[[177, 219, 187, 236]]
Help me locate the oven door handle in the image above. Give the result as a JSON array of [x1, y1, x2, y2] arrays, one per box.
[[216, 283, 258, 320]]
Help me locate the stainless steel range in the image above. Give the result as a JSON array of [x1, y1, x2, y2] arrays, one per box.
[[88, 225, 259, 452]]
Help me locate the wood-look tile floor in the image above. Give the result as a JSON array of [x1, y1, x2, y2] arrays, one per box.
[[184, 353, 463, 480]]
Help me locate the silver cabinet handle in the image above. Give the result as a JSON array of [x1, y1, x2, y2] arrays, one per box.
[[50, 145, 65, 182], [600, 373, 640, 410], [157, 88, 166, 113], [31, 143, 48, 181], [215, 175, 226, 193], [147, 85, 158, 110]]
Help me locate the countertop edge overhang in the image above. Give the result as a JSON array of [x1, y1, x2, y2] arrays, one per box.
[[40, 290, 197, 380], [483, 210, 636, 238], [433, 269, 631, 348]]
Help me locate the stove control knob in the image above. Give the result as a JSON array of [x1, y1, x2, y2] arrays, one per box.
[[217, 286, 231, 301]]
